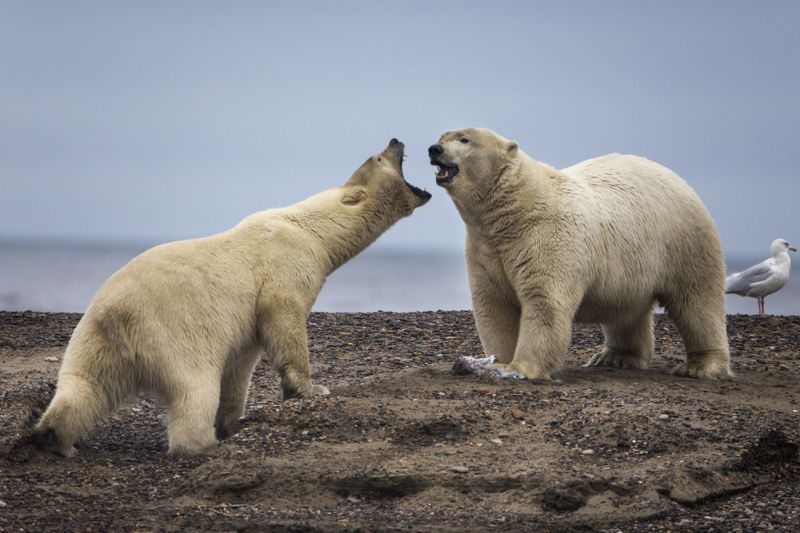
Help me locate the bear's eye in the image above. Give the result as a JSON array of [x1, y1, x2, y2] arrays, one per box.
[[460, 138, 469, 144], [377, 157, 382, 162]]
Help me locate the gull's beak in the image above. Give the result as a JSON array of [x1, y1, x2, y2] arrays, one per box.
[[790, 246, 797, 252]]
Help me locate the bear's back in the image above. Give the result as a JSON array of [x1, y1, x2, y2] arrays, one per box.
[[562, 153, 710, 229], [557, 153, 721, 289]]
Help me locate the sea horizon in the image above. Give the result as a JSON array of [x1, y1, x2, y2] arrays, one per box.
[[0, 238, 797, 316]]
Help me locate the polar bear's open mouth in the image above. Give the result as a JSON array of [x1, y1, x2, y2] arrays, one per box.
[[405, 181, 432, 201], [391, 140, 431, 202], [435, 164, 459, 185]]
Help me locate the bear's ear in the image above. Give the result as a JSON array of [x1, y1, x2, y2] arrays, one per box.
[[506, 140, 519, 156], [341, 187, 368, 205]]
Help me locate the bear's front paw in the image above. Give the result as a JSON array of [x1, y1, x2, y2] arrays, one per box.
[[283, 383, 330, 400], [215, 416, 245, 440]]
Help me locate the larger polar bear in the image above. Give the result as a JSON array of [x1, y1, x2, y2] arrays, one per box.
[[429, 128, 731, 380], [34, 138, 431, 456]]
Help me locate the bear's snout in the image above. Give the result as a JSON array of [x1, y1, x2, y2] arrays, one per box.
[[387, 138, 404, 151], [428, 144, 444, 159]]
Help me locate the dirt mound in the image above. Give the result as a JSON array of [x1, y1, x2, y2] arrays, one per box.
[[736, 429, 799, 471]]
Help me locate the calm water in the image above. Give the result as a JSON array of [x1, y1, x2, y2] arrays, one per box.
[[0, 241, 797, 315]]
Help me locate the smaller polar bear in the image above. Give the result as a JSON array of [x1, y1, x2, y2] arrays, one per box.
[[34, 138, 430, 456], [429, 128, 731, 381]]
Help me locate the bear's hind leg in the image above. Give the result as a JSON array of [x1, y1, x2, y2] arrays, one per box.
[[664, 289, 732, 379], [215, 347, 261, 439], [585, 310, 654, 369], [34, 327, 133, 456], [166, 373, 221, 455], [33, 373, 117, 457]]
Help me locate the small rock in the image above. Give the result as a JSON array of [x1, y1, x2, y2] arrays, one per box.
[[510, 409, 525, 419], [490, 438, 503, 446], [581, 449, 595, 455], [346, 495, 361, 503], [658, 414, 670, 420], [0, 500, 6, 508], [451, 465, 469, 473], [44, 356, 60, 362]]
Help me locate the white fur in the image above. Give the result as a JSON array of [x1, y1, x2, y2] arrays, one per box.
[[34, 140, 429, 456], [433, 128, 731, 381]]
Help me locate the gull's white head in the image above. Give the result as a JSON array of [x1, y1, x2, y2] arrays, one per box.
[[771, 238, 797, 256]]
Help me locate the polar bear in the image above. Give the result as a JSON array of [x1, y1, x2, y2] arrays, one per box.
[[429, 128, 731, 381], [33, 138, 431, 456]]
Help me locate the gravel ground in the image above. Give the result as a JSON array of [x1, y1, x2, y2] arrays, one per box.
[[0, 311, 798, 532]]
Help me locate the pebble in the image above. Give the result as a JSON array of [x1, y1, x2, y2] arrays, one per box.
[[44, 356, 60, 362], [490, 438, 503, 446], [0, 500, 6, 508], [581, 449, 595, 455], [451, 466, 469, 473], [658, 414, 670, 420]]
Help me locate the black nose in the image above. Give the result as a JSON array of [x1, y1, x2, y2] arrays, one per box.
[[389, 138, 399, 146], [428, 144, 443, 157]]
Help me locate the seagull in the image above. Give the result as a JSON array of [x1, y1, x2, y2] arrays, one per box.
[[725, 238, 796, 315]]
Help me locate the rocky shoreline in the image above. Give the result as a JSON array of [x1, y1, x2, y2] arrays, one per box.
[[1, 311, 798, 531]]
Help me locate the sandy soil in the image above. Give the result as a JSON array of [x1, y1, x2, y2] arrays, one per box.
[[1, 311, 798, 532]]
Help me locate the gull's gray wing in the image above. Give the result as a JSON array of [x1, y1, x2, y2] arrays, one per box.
[[725, 263, 773, 294]]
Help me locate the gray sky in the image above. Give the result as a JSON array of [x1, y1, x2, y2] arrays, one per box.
[[1, 0, 798, 256]]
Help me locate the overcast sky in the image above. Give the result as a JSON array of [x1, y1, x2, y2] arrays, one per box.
[[1, 0, 797, 256]]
